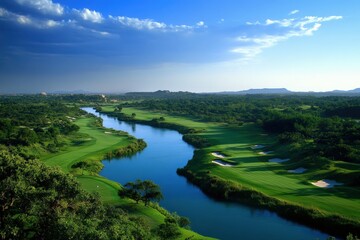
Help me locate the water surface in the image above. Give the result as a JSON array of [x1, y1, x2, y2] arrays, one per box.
[[83, 107, 328, 240]]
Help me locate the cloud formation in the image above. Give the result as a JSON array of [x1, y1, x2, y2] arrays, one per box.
[[0, 0, 343, 70], [289, 10, 300, 15], [76, 8, 103, 23], [15, 0, 63, 15], [233, 15, 342, 59]]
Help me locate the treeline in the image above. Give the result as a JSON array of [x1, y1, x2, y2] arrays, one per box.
[[177, 159, 360, 238], [125, 95, 360, 165], [262, 111, 360, 164], [104, 139, 147, 159], [0, 150, 152, 240], [0, 100, 81, 155]]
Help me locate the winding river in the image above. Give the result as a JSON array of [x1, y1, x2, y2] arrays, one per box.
[[84, 108, 328, 240]]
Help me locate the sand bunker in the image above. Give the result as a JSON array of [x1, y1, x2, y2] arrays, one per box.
[[211, 152, 226, 158], [268, 158, 290, 163], [104, 131, 112, 134], [212, 160, 234, 167], [288, 167, 307, 173], [311, 179, 343, 188], [259, 151, 273, 155], [251, 145, 265, 150]]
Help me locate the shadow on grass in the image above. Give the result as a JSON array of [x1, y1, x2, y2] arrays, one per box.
[[282, 185, 360, 199]]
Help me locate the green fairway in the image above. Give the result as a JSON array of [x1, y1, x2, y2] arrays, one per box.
[[102, 105, 360, 222], [43, 114, 212, 240]]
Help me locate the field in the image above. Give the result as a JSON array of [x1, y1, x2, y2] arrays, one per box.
[[104, 106, 360, 222], [42, 114, 211, 240]]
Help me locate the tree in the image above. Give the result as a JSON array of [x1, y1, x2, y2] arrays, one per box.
[[142, 180, 163, 206], [131, 113, 136, 118], [156, 217, 181, 240], [119, 180, 144, 204], [0, 150, 152, 239], [119, 179, 163, 206]]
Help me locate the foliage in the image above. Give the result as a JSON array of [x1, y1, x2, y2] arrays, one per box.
[[0, 150, 151, 240], [155, 217, 182, 240], [104, 139, 146, 159], [119, 179, 163, 206], [126, 95, 360, 164]]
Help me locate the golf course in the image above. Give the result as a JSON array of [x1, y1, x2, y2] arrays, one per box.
[[42, 112, 210, 239], [98, 104, 360, 237]]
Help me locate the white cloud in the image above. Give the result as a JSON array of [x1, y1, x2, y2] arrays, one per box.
[[15, 0, 64, 16], [246, 21, 260, 25], [265, 18, 294, 27], [0, 7, 61, 28], [77, 8, 103, 23], [196, 21, 205, 27], [109, 15, 167, 30], [289, 10, 300, 15], [0, 7, 7, 17], [17, 15, 31, 24], [45, 19, 60, 28], [109, 15, 205, 32], [232, 15, 343, 60]]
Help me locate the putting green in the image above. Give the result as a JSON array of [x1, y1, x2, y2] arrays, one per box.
[[104, 106, 360, 222]]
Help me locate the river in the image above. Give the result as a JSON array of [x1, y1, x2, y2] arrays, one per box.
[[83, 107, 328, 240]]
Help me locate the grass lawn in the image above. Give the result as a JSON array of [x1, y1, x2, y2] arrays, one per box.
[[43, 114, 212, 240], [103, 105, 360, 222]]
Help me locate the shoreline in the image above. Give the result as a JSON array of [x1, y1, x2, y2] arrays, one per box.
[[99, 108, 360, 238], [49, 108, 210, 239]]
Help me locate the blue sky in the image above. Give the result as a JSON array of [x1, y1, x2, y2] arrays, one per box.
[[0, 0, 359, 93]]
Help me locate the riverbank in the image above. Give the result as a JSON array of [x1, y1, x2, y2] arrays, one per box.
[[99, 105, 360, 238], [43, 110, 211, 239]]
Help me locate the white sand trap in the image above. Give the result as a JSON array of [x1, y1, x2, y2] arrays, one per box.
[[211, 152, 226, 158], [288, 167, 307, 173], [259, 151, 273, 155], [268, 158, 290, 163], [251, 145, 265, 150], [104, 131, 112, 134], [311, 179, 343, 188], [212, 160, 234, 167]]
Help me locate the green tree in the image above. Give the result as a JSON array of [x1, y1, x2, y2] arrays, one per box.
[[142, 180, 163, 206], [119, 179, 163, 206], [156, 217, 181, 240]]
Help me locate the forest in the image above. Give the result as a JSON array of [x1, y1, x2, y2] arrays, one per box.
[[124, 95, 360, 169]]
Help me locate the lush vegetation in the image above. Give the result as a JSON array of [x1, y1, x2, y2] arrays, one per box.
[[0, 150, 151, 239], [119, 180, 163, 206], [98, 94, 360, 238], [0, 97, 210, 240], [124, 95, 360, 178]]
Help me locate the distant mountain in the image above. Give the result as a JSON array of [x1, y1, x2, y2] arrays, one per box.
[[216, 88, 292, 95], [215, 88, 360, 96], [348, 88, 360, 93]]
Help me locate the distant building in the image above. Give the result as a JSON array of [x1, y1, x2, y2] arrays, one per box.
[[40, 92, 47, 96]]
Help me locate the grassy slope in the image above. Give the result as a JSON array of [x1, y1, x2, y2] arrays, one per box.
[[43, 115, 211, 240], [109, 106, 360, 222]]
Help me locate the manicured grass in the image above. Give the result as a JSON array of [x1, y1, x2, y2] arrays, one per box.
[[43, 114, 212, 239], [102, 105, 360, 222]]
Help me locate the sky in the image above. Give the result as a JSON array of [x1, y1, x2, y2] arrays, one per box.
[[0, 0, 359, 93]]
